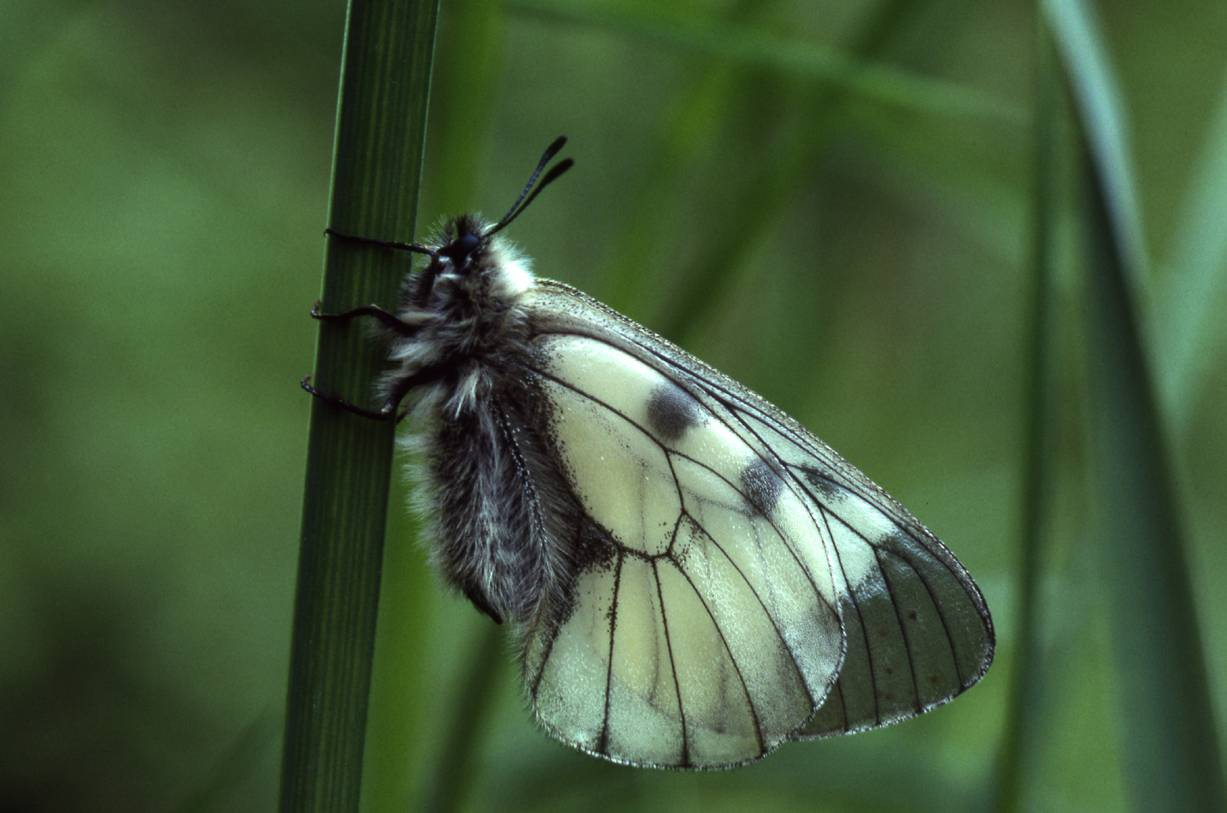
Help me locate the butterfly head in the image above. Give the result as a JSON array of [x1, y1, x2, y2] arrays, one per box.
[[410, 137, 574, 307], [435, 214, 489, 275], [403, 213, 529, 312], [441, 230, 482, 267], [437, 134, 572, 271]]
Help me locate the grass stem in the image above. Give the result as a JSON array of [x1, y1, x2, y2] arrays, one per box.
[[280, 2, 440, 810]]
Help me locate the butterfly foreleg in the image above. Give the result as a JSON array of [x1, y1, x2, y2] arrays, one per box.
[[310, 300, 419, 336]]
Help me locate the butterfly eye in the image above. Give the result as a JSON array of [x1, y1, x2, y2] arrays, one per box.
[[458, 232, 480, 254], [445, 232, 481, 264]]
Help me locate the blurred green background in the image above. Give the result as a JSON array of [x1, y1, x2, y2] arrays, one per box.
[[3, 0, 1226, 810]]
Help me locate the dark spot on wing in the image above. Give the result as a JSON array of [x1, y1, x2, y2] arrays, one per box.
[[799, 466, 842, 500], [741, 459, 783, 515], [646, 384, 702, 441]]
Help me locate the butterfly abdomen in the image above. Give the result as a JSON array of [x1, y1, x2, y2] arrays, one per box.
[[410, 371, 585, 626]]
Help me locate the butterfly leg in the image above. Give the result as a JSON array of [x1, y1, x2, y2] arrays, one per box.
[[300, 376, 403, 421], [325, 227, 435, 258], [310, 300, 417, 335], [301, 365, 447, 422]]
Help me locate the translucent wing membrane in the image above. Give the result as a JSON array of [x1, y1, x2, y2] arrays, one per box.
[[524, 337, 843, 767], [521, 281, 994, 768]]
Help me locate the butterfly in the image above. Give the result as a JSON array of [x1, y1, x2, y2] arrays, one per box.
[[302, 137, 994, 769]]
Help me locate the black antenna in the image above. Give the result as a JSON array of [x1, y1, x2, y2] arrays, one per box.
[[483, 136, 573, 238]]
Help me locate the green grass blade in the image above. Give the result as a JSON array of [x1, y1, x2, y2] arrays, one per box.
[[589, 0, 773, 316], [1043, 0, 1147, 286], [361, 4, 506, 809], [993, 16, 1059, 810], [510, 0, 1022, 125], [421, 627, 504, 813], [422, 0, 507, 219], [280, 2, 440, 811], [1158, 70, 1227, 432], [655, 0, 937, 346], [1052, 3, 1227, 804], [596, 0, 943, 337], [1078, 142, 1227, 812]]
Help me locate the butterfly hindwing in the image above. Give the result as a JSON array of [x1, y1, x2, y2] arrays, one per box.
[[519, 280, 993, 767], [798, 487, 992, 736], [682, 376, 995, 736], [523, 334, 843, 767], [702, 389, 995, 736]]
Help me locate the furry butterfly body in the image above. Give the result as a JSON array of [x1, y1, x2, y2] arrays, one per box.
[[304, 138, 994, 768]]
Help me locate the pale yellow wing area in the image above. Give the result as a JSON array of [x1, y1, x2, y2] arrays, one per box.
[[521, 281, 994, 765], [522, 335, 844, 768]]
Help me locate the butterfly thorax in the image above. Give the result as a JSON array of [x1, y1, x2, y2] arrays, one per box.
[[385, 215, 537, 417]]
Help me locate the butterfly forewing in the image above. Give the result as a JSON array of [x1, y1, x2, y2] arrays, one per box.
[[520, 280, 993, 765]]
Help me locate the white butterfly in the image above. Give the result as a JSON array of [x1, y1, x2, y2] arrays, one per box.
[[303, 137, 994, 769]]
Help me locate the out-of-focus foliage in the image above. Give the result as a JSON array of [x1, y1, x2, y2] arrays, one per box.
[[1, 1, 1224, 811]]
